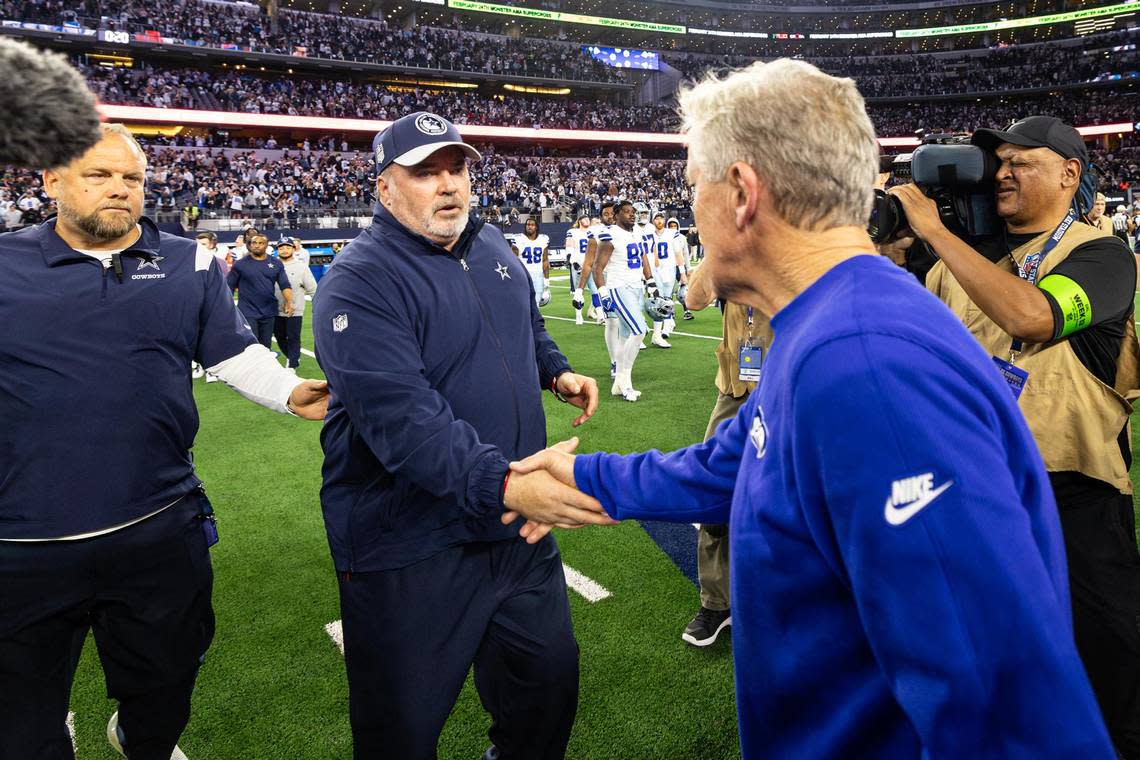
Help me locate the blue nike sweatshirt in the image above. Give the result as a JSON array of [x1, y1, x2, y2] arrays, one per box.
[[575, 255, 1113, 759]]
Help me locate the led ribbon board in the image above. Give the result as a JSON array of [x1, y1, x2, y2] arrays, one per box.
[[97, 106, 1133, 147], [446, 0, 686, 34], [897, 0, 1140, 38]]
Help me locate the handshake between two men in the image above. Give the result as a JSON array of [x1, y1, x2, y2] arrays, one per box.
[[502, 437, 614, 545]]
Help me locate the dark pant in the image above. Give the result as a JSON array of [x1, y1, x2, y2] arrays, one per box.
[[273, 315, 303, 368], [697, 391, 749, 611], [0, 493, 214, 760], [248, 316, 275, 349], [1058, 486, 1140, 758], [338, 536, 579, 760]]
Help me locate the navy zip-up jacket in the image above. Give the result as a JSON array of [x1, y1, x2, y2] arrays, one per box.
[[313, 206, 572, 572], [0, 217, 256, 539]]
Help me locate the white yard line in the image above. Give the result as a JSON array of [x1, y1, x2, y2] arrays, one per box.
[[543, 314, 720, 342], [562, 563, 612, 602], [325, 620, 345, 655], [301, 348, 316, 358]]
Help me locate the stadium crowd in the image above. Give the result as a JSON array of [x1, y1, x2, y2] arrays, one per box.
[[2, 0, 624, 82], [868, 92, 1140, 136], [470, 150, 690, 219], [81, 62, 670, 131], [77, 56, 1139, 136], [667, 33, 1139, 94], [1, 135, 1134, 232]]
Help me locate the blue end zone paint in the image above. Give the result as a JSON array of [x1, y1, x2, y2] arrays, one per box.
[[639, 520, 699, 587]]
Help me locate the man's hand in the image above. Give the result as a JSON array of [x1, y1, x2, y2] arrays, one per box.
[[554, 372, 599, 427], [284, 301, 295, 317], [877, 232, 916, 267], [571, 288, 585, 311], [597, 285, 616, 313], [510, 438, 578, 487], [287, 379, 329, 420], [887, 184, 946, 243], [645, 277, 662, 300], [501, 438, 617, 544]]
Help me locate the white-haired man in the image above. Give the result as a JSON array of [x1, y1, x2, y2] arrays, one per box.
[[507, 60, 1114, 758]]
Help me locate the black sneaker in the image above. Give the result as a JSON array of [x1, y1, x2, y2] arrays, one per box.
[[682, 607, 731, 647], [683, 310, 694, 321]]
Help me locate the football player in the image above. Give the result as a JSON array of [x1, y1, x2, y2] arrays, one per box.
[[566, 215, 592, 324], [585, 204, 618, 375], [668, 217, 695, 320], [584, 209, 614, 325], [510, 217, 550, 308], [633, 204, 658, 350], [594, 200, 660, 401], [646, 214, 689, 347]]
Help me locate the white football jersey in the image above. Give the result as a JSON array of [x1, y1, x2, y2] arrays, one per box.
[[634, 222, 656, 271], [566, 227, 591, 270], [600, 224, 647, 288], [514, 233, 549, 272]]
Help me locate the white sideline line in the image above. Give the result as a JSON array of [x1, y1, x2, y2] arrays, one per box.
[[325, 620, 345, 654], [563, 563, 611, 602], [301, 347, 316, 358], [323, 566, 609, 653], [543, 314, 720, 342]]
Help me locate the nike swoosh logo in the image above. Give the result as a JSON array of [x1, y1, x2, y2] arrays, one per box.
[[884, 481, 954, 526]]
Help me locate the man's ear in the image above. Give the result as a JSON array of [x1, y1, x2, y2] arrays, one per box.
[[42, 168, 61, 201], [375, 174, 389, 207], [1061, 158, 1082, 190], [726, 161, 760, 231]]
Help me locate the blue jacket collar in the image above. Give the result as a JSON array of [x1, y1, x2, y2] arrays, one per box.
[[39, 215, 164, 268], [372, 203, 485, 260]]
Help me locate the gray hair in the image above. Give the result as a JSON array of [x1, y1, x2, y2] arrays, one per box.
[[678, 59, 879, 231], [100, 122, 147, 163]]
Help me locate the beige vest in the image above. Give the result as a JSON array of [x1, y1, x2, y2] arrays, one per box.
[[927, 222, 1140, 494], [716, 304, 774, 398]]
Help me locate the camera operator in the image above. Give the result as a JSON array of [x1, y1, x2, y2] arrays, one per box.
[[888, 115, 1140, 758]]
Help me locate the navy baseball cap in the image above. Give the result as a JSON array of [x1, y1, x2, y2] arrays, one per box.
[[372, 112, 481, 177], [972, 116, 1088, 169]]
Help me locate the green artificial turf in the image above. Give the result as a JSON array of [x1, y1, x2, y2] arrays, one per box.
[[67, 281, 743, 759], [64, 283, 1140, 758]]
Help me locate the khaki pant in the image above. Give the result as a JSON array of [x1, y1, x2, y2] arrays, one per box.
[[697, 391, 749, 611]]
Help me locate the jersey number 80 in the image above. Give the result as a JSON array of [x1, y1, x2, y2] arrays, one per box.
[[626, 243, 642, 269]]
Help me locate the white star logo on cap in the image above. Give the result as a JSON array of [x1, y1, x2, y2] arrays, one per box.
[[415, 114, 448, 135]]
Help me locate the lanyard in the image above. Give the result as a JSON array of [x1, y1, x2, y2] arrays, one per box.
[[745, 306, 754, 346], [1007, 210, 1076, 359]]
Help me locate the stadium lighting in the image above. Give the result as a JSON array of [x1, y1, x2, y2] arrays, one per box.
[[446, 0, 687, 34], [896, 0, 1139, 38], [96, 106, 1135, 148], [503, 83, 572, 94]]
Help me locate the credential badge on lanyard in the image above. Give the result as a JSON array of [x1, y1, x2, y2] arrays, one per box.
[[739, 307, 763, 383], [993, 210, 1075, 399]]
